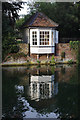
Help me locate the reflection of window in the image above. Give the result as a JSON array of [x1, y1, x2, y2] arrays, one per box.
[[40, 31, 49, 45], [40, 83, 49, 98], [52, 31, 53, 44], [33, 83, 37, 92], [32, 31, 37, 45]]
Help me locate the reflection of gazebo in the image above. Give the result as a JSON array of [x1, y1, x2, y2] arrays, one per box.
[[30, 75, 58, 101]]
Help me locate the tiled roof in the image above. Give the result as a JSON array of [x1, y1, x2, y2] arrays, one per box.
[[22, 12, 58, 28]]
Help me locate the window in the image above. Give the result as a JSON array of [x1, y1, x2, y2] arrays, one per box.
[[40, 31, 49, 45], [32, 31, 37, 45], [52, 31, 53, 44]]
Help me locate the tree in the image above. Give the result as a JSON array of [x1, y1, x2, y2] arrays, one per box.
[[27, 2, 80, 38], [2, 2, 23, 60], [2, 2, 23, 27]]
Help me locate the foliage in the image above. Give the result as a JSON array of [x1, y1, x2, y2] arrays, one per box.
[[69, 41, 80, 51], [76, 48, 80, 64], [4, 52, 27, 62], [10, 45, 19, 53], [51, 55, 55, 63], [16, 14, 32, 29], [11, 52, 27, 60], [68, 59, 74, 64], [15, 14, 33, 39], [2, 2, 23, 27], [69, 41, 80, 64], [16, 18, 25, 29], [2, 23, 19, 60], [27, 2, 80, 38], [51, 66, 55, 74], [61, 52, 65, 60], [2, 2, 23, 60], [2, 27, 19, 60], [37, 60, 40, 64], [27, 60, 30, 62]]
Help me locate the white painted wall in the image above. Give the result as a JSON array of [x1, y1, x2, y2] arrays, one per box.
[[55, 30, 59, 44], [30, 46, 55, 54], [22, 28, 29, 43], [52, 30, 55, 46], [22, 28, 59, 54], [30, 28, 56, 54]]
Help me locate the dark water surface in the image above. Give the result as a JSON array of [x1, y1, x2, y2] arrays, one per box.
[[2, 64, 80, 119]]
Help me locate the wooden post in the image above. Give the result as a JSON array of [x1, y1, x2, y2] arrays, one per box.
[[37, 54, 39, 60], [29, 28, 30, 56], [47, 54, 49, 59], [28, 43, 30, 56]]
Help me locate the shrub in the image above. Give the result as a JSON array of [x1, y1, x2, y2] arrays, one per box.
[[37, 60, 40, 64], [49, 60, 51, 63], [10, 45, 19, 53], [68, 59, 73, 64], [7, 55, 11, 59], [27, 60, 29, 62], [51, 55, 55, 63], [12, 52, 27, 60], [69, 41, 79, 50], [69, 41, 80, 64], [76, 48, 80, 64]]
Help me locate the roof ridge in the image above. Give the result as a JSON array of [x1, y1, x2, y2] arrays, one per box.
[[21, 11, 59, 28], [29, 12, 39, 26]]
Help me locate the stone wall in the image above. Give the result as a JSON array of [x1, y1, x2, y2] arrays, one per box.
[[56, 43, 76, 61], [18, 43, 29, 55], [18, 43, 76, 61]]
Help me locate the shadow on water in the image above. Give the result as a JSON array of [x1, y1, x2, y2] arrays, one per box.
[[2, 64, 80, 119]]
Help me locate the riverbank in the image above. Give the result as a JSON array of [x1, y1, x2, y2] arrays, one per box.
[[1, 52, 77, 67], [1, 60, 76, 67]]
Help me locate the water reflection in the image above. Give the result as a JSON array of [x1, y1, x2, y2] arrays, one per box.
[[30, 71, 58, 101], [2, 65, 80, 119]]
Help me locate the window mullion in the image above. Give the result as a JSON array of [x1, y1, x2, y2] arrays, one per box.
[[37, 29, 39, 46], [30, 29, 32, 46], [49, 30, 51, 46]]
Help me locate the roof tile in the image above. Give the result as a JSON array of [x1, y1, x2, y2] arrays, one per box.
[[23, 12, 58, 28]]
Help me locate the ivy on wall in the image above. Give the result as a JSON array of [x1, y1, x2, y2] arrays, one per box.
[[69, 41, 80, 64]]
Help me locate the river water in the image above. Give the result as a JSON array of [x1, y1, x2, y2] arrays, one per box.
[[2, 64, 80, 119]]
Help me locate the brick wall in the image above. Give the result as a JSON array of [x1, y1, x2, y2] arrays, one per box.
[[18, 43, 76, 61], [56, 43, 76, 61]]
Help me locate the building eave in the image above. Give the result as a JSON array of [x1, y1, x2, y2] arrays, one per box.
[[21, 26, 58, 30]]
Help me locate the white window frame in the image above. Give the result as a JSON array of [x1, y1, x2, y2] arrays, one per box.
[[30, 29, 52, 46], [39, 30, 50, 46], [52, 30, 55, 46], [55, 30, 59, 44], [39, 29, 51, 46], [30, 29, 39, 46]]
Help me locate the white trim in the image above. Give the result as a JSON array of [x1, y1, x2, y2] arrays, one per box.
[[30, 28, 57, 54], [56, 30, 59, 44], [30, 29, 53, 47], [30, 29, 38, 46], [39, 29, 51, 46], [49, 30, 52, 46], [52, 30, 55, 46], [30, 46, 55, 54], [30, 45, 55, 47], [37, 29, 39, 46]]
